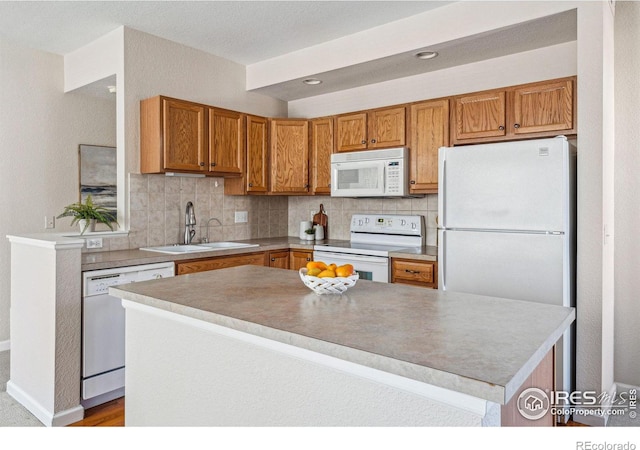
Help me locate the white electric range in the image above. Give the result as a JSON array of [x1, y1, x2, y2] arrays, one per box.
[[313, 214, 425, 282]]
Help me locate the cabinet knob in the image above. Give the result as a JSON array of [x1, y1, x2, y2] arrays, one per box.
[[211, 162, 217, 167], [370, 138, 377, 144], [514, 123, 520, 129], [498, 125, 505, 131], [199, 162, 205, 166], [410, 180, 416, 184], [248, 183, 253, 187], [271, 258, 275, 261], [306, 257, 311, 261], [361, 140, 367, 144]]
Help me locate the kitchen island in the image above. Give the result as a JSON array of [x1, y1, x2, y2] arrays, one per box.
[[111, 265, 574, 426]]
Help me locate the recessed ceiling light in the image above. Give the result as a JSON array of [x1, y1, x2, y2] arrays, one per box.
[[415, 51, 439, 60], [303, 78, 322, 85], [107, 85, 117, 93]]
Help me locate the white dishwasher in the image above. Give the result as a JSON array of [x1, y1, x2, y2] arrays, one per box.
[[82, 261, 174, 408]]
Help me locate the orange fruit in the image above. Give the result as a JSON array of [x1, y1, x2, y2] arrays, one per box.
[[317, 269, 336, 278], [335, 264, 354, 277], [306, 261, 327, 271]]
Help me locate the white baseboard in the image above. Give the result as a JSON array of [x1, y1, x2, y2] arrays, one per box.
[[0, 340, 9, 352], [6, 380, 84, 427]]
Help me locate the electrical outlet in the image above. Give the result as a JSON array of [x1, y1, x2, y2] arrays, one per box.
[[45, 216, 55, 229], [86, 238, 103, 249], [234, 211, 248, 223]]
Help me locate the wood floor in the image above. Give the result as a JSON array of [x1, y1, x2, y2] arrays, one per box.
[[67, 396, 588, 427], [68, 397, 125, 426]]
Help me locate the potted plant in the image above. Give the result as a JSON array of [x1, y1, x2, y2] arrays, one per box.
[[57, 194, 118, 234], [304, 228, 315, 241]]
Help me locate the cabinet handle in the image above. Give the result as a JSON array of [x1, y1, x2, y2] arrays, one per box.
[[405, 269, 421, 274], [498, 125, 505, 131], [211, 162, 217, 167], [514, 123, 520, 129], [199, 162, 205, 166], [361, 140, 366, 144], [410, 180, 416, 185], [370, 138, 377, 144]]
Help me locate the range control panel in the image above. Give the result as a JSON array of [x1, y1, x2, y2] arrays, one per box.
[[350, 214, 425, 236]]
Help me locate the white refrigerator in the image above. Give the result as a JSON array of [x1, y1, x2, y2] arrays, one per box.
[[438, 136, 576, 408]]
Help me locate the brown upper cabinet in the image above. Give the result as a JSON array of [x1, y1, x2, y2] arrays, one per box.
[[336, 106, 406, 152], [208, 107, 244, 176], [408, 99, 449, 194], [225, 114, 269, 195], [141, 96, 208, 174], [141, 96, 244, 176], [451, 77, 575, 145], [309, 117, 334, 195], [270, 119, 310, 194]]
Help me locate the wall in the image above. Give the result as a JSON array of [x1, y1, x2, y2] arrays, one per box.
[[0, 39, 116, 345], [614, 1, 640, 388]]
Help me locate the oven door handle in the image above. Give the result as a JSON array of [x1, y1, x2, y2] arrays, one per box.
[[313, 251, 388, 265]]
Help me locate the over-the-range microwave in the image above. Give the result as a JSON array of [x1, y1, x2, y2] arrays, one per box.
[[330, 147, 417, 198]]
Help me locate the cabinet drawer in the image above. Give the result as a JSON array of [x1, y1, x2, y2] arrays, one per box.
[[391, 259, 437, 288]]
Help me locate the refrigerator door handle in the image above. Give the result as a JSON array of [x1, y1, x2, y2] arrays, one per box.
[[438, 147, 446, 227], [438, 230, 446, 290]]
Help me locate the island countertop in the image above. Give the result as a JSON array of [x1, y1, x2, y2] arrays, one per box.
[[110, 264, 574, 405]]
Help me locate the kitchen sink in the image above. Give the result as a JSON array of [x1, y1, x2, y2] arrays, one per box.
[[140, 244, 213, 254], [196, 242, 259, 250], [140, 242, 259, 254]]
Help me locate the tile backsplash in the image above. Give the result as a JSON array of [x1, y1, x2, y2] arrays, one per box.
[[287, 195, 438, 246], [85, 173, 438, 252]]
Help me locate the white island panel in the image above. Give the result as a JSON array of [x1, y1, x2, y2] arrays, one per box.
[[124, 301, 499, 426]]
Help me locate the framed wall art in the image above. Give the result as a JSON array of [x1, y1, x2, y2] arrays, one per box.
[[79, 144, 117, 218]]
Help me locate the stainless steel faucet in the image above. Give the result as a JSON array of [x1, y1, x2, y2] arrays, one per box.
[[201, 217, 222, 243], [184, 201, 196, 244]]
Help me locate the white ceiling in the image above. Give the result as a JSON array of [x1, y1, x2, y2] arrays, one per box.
[[0, 1, 449, 63], [0, 1, 576, 101]]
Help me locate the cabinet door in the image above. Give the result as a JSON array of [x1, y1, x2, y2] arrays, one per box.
[[209, 108, 244, 175], [409, 99, 448, 193], [270, 119, 309, 193], [452, 91, 506, 143], [512, 79, 573, 135], [290, 250, 313, 271], [310, 118, 334, 195], [368, 106, 406, 149], [268, 250, 290, 269], [336, 113, 368, 152], [246, 115, 269, 193], [162, 98, 207, 172]]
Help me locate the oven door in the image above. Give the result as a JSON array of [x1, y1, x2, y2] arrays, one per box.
[[313, 250, 389, 283], [331, 160, 386, 197]]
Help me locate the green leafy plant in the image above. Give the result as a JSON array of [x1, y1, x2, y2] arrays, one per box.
[[57, 194, 118, 234]]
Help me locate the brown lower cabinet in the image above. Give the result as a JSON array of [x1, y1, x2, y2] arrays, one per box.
[[289, 249, 313, 271], [175, 249, 314, 275], [268, 250, 290, 270], [175, 252, 267, 275], [391, 258, 438, 289]]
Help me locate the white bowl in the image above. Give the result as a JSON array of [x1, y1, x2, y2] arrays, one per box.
[[299, 268, 359, 295]]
